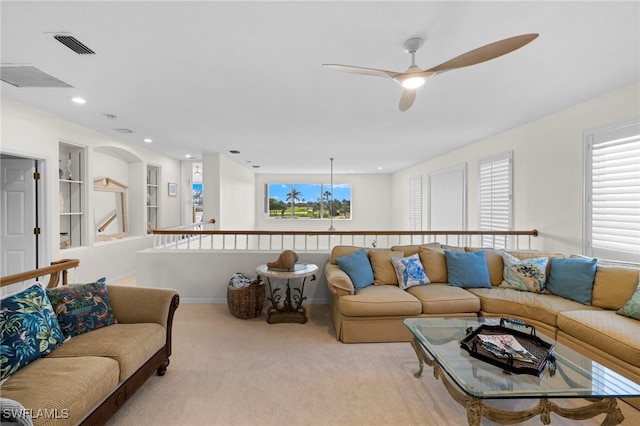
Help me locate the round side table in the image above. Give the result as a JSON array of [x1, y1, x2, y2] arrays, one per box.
[[256, 263, 318, 324]]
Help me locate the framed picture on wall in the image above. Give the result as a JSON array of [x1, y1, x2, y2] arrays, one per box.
[[168, 182, 177, 196]]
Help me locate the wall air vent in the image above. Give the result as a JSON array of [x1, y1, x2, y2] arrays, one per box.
[[54, 35, 95, 54], [0, 65, 73, 88]]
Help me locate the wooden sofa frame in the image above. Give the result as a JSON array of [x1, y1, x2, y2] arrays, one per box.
[[1, 259, 180, 425]]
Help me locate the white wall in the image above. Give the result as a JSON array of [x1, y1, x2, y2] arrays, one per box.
[[1, 97, 182, 282], [219, 155, 255, 229], [391, 82, 640, 255], [255, 173, 392, 231]]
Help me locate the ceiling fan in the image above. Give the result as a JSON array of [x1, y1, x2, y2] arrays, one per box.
[[323, 33, 539, 112]]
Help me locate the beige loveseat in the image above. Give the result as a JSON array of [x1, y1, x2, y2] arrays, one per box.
[[325, 244, 640, 402], [1, 261, 179, 426]]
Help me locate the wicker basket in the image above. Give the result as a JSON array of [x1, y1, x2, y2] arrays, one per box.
[[227, 277, 265, 319]]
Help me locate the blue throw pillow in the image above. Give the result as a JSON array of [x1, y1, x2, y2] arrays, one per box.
[[545, 257, 597, 305], [1, 285, 66, 380], [444, 250, 492, 288], [335, 248, 374, 291]]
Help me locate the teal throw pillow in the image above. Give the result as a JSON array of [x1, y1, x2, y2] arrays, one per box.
[[335, 248, 374, 291], [616, 275, 640, 320], [444, 250, 491, 288], [1, 284, 65, 380], [545, 257, 597, 305], [500, 251, 549, 293], [46, 278, 117, 337], [391, 254, 430, 290]]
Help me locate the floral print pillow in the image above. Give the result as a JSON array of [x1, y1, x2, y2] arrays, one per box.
[[46, 278, 117, 337], [1, 284, 66, 380], [500, 251, 549, 293]]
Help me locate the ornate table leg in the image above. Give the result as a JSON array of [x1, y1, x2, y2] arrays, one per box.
[[409, 338, 625, 426]]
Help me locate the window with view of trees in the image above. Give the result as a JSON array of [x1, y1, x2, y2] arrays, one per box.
[[267, 183, 351, 219]]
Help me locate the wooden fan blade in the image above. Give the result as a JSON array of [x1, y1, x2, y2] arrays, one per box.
[[322, 64, 400, 79], [399, 89, 416, 112], [425, 33, 539, 74]]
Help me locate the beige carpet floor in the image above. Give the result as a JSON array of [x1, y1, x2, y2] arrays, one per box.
[[107, 303, 639, 426]]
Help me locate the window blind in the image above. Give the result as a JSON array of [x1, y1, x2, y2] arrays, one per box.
[[479, 152, 512, 248], [409, 176, 422, 231], [586, 121, 640, 262]]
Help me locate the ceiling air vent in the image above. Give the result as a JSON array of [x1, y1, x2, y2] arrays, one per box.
[[54, 35, 95, 54], [0, 65, 73, 88]]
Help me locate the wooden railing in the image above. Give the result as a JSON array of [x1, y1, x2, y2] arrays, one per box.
[[0, 259, 79, 288], [152, 224, 538, 252]]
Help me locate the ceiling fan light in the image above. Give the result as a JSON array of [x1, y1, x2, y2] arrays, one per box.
[[401, 77, 426, 89]]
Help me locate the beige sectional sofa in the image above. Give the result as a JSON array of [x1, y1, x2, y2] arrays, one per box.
[[325, 243, 640, 407], [1, 285, 179, 426]]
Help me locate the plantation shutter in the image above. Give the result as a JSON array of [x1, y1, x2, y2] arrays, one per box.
[[586, 120, 640, 262], [479, 152, 512, 248], [409, 176, 422, 231]]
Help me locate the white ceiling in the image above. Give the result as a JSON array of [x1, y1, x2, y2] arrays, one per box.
[[2, 1, 639, 174]]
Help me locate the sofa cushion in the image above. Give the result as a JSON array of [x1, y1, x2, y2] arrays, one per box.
[[391, 254, 430, 289], [407, 283, 480, 314], [0, 356, 119, 426], [329, 245, 361, 264], [1, 285, 66, 380], [368, 249, 404, 285], [465, 248, 504, 286], [558, 310, 640, 369], [445, 250, 492, 289], [46, 278, 117, 337], [335, 248, 374, 291], [592, 263, 640, 310], [617, 278, 640, 320], [390, 242, 441, 257], [467, 287, 600, 327], [46, 323, 165, 381], [417, 246, 464, 283], [499, 251, 548, 293], [546, 257, 597, 305], [337, 285, 422, 317]]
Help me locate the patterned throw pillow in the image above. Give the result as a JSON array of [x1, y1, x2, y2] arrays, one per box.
[[46, 278, 117, 337], [500, 251, 549, 293], [391, 254, 430, 290], [1, 284, 66, 380], [616, 275, 640, 320]]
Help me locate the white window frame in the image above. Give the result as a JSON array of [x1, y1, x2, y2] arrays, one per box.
[[478, 151, 513, 249], [584, 119, 640, 263], [409, 175, 422, 231]]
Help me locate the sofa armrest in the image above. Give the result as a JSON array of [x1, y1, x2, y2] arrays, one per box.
[[107, 285, 179, 329], [325, 263, 354, 296]]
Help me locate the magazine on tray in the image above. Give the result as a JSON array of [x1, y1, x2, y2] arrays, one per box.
[[478, 334, 537, 363]]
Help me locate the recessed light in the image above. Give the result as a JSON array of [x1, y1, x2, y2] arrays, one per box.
[[71, 97, 86, 104], [104, 114, 117, 120], [378, 166, 383, 170], [185, 154, 192, 158], [229, 150, 241, 154], [143, 138, 152, 143], [252, 165, 260, 168]]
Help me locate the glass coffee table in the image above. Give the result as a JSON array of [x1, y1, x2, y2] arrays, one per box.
[[404, 317, 640, 426]]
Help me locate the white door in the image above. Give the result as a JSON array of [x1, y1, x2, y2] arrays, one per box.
[[1, 158, 37, 277]]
